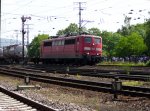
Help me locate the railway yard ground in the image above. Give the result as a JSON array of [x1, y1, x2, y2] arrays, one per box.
[[0, 65, 150, 111]]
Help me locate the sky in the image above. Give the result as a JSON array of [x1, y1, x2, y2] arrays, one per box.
[[1, 0, 150, 43]]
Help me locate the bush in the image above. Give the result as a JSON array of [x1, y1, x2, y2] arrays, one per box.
[[146, 60, 150, 66]]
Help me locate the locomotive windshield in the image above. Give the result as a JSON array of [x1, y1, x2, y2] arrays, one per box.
[[94, 38, 101, 44], [84, 37, 92, 43]]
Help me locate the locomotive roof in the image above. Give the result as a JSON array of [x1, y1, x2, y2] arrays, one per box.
[[43, 34, 101, 42]]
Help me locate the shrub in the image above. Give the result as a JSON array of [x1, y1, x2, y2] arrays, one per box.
[[146, 60, 150, 66]]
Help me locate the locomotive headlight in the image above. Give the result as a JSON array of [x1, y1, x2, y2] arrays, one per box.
[[87, 52, 89, 55]]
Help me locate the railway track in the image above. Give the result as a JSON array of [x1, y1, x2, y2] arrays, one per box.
[[8, 65, 150, 81], [0, 86, 59, 111], [0, 91, 36, 111], [0, 66, 149, 98], [26, 64, 150, 75]]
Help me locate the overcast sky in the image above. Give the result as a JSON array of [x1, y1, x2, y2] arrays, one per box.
[[1, 0, 150, 43]]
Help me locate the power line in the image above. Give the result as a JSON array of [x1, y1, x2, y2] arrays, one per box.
[[33, 5, 73, 15], [10, 0, 35, 13]]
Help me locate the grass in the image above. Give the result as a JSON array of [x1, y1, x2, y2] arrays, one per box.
[[76, 73, 82, 79], [0, 74, 23, 85], [122, 81, 144, 86], [98, 61, 146, 66]]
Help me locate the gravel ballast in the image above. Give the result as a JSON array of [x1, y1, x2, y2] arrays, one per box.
[[0, 74, 149, 111]]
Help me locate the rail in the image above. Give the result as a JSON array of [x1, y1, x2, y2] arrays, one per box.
[[0, 86, 60, 111], [0, 67, 149, 99]]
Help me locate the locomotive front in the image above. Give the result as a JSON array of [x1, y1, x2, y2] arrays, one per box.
[[81, 35, 102, 64]]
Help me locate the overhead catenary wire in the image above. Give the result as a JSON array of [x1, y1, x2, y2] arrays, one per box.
[[6, 0, 35, 14], [1, 0, 149, 42], [2, 0, 109, 23]]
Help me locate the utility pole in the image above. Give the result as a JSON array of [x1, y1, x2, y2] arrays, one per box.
[[25, 24, 32, 46], [79, 2, 82, 35], [21, 16, 31, 64], [74, 2, 86, 35], [26, 24, 29, 46]]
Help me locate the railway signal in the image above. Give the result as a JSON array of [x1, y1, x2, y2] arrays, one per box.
[[21, 16, 31, 64]]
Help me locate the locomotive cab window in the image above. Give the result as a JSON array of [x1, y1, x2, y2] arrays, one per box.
[[84, 37, 92, 43], [44, 41, 52, 47], [94, 38, 101, 44]]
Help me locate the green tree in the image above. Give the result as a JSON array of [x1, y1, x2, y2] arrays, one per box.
[[100, 31, 122, 57], [117, 13, 147, 39], [115, 32, 147, 57], [117, 26, 130, 36], [57, 23, 79, 35], [57, 29, 65, 35], [28, 34, 49, 58], [124, 16, 131, 28], [114, 37, 128, 57], [117, 16, 131, 36], [145, 19, 150, 55], [132, 24, 146, 39], [109, 33, 123, 56], [56, 23, 88, 35], [88, 28, 101, 36], [100, 31, 111, 57]]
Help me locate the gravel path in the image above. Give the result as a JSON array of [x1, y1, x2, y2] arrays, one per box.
[[0, 74, 149, 111]]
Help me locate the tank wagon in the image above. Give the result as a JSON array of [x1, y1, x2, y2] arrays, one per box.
[[0, 48, 3, 58], [3, 45, 28, 63], [0, 48, 5, 63], [40, 34, 102, 65]]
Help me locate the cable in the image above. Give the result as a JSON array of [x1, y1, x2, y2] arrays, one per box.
[[7, 0, 35, 14], [33, 4, 73, 15]]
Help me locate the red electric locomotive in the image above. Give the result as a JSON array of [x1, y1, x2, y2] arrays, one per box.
[[40, 34, 102, 65]]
